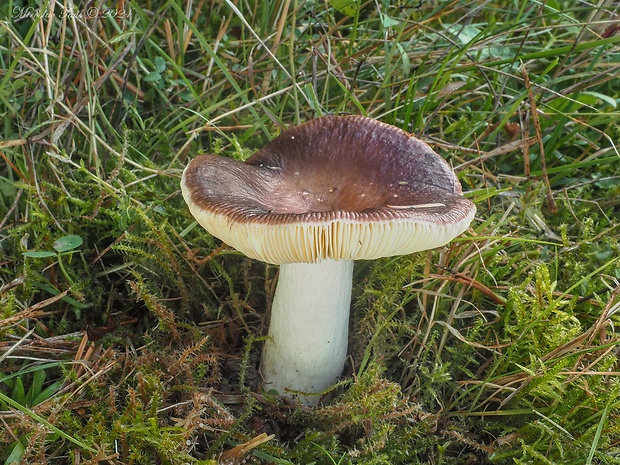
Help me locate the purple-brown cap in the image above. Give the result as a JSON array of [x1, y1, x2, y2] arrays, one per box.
[[181, 115, 476, 264]]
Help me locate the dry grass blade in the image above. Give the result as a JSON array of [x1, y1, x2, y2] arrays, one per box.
[[0, 291, 69, 330], [218, 432, 275, 463], [521, 61, 557, 213]]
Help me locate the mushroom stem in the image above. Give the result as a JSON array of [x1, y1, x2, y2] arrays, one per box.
[[260, 259, 354, 405]]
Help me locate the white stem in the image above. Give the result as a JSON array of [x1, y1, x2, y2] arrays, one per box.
[[260, 259, 354, 405]]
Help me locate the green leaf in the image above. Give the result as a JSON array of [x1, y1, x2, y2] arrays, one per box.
[[582, 91, 617, 109], [32, 380, 63, 406], [154, 56, 166, 73], [31, 281, 89, 310], [22, 250, 57, 258], [451, 24, 481, 44], [178, 88, 195, 102], [380, 14, 400, 28], [143, 71, 162, 83], [545, 0, 561, 13], [4, 441, 25, 465], [27, 369, 46, 405], [329, 0, 359, 17], [0, 371, 13, 389], [52, 235, 83, 253], [11, 378, 26, 405]]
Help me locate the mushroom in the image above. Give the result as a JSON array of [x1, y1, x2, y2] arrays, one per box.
[[181, 115, 476, 406]]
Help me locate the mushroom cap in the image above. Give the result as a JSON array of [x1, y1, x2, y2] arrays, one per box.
[[181, 115, 476, 264]]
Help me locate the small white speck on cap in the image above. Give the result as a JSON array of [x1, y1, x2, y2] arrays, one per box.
[[387, 203, 447, 209]]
